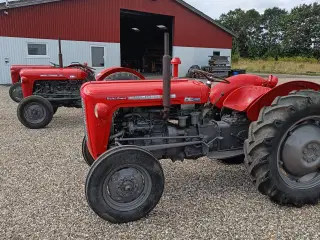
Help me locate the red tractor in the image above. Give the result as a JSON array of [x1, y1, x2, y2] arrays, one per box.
[[80, 32, 320, 223], [16, 39, 145, 129], [9, 64, 53, 102]]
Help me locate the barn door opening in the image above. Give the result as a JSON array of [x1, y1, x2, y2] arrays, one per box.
[[120, 9, 174, 77]]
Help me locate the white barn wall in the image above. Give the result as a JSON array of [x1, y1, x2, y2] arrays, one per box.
[[0, 36, 120, 84], [172, 46, 232, 77]]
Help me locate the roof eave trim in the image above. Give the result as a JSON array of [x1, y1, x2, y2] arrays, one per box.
[[175, 0, 237, 37]]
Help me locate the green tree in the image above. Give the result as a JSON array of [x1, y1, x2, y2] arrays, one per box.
[[217, 2, 320, 59], [260, 7, 288, 58], [218, 9, 261, 58]]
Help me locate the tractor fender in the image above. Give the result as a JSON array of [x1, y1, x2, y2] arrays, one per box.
[[247, 80, 320, 121], [95, 67, 145, 81], [223, 86, 271, 112]]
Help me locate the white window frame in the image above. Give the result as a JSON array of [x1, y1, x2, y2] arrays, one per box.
[[26, 42, 49, 58], [90, 45, 105, 68]]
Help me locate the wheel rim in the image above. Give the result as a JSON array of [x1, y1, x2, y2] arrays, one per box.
[[102, 164, 152, 211], [12, 85, 23, 101], [23, 102, 47, 124], [278, 116, 320, 189]]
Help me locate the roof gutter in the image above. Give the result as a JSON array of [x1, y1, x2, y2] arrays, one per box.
[[0, 0, 61, 10]]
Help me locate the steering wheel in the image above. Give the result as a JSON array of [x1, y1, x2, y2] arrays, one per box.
[[49, 62, 59, 67], [191, 69, 230, 84], [67, 63, 96, 72]]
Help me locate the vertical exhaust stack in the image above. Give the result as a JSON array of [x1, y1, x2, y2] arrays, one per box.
[[58, 37, 63, 68], [162, 32, 171, 118]]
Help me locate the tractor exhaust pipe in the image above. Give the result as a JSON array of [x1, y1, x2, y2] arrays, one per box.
[[162, 32, 171, 118], [58, 38, 63, 68]]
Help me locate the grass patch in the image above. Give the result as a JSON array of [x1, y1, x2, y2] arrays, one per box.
[[233, 58, 320, 75]]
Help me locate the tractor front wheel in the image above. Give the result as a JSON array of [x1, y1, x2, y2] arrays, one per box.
[[85, 146, 165, 223], [244, 90, 320, 206], [9, 82, 23, 103], [17, 96, 54, 129], [82, 136, 94, 166], [52, 105, 58, 115]]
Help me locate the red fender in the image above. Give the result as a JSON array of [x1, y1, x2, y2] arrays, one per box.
[[247, 81, 320, 121], [95, 67, 145, 81], [223, 86, 271, 112]]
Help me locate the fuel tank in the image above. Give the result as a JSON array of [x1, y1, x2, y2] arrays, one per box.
[[81, 78, 210, 106]]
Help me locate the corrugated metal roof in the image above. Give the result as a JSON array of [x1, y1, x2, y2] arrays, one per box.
[[0, 0, 236, 37]]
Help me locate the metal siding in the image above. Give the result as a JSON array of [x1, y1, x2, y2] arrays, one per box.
[[0, 36, 120, 84], [173, 46, 232, 77], [0, 0, 232, 48]]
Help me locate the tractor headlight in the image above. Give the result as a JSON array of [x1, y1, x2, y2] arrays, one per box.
[[94, 103, 109, 120]]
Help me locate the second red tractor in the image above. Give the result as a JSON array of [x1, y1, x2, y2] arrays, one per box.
[[14, 39, 145, 129]]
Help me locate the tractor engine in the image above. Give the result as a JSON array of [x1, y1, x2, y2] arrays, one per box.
[[112, 106, 250, 161], [33, 80, 85, 107]]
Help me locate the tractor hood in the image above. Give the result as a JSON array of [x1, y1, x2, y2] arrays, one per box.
[[10, 65, 52, 72], [81, 78, 210, 105], [20, 68, 88, 80]]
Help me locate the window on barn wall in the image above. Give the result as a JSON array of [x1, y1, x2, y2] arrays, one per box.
[[91, 46, 105, 67], [27, 43, 47, 56], [213, 51, 220, 56]]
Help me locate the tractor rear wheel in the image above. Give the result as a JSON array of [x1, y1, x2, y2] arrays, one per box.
[[9, 82, 23, 103], [17, 95, 54, 129], [244, 90, 320, 207], [82, 136, 94, 166], [85, 146, 165, 223]]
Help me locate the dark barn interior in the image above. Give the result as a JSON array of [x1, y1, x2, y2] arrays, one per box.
[[120, 9, 174, 74]]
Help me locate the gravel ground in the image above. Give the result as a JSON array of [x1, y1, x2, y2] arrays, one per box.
[[0, 83, 319, 240]]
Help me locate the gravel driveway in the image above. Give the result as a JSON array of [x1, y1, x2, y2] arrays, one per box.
[[0, 84, 319, 240]]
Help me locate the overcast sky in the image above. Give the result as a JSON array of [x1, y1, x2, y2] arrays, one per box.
[[184, 0, 320, 19], [1, 0, 319, 19]]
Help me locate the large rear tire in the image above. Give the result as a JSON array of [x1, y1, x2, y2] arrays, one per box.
[[85, 146, 165, 223], [244, 90, 320, 207], [17, 95, 54, 129], [9, 82, 23, 103]]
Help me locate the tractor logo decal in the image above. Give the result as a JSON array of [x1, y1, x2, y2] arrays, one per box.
[[128, 94, 176, 100], [106, 97, 127, 100], [40, 74, 64, 77], [184, 97, 201, 102]]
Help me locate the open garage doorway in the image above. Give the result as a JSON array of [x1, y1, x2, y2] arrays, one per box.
[[120, 9, 174, 75]]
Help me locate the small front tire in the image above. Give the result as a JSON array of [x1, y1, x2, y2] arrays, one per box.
[[82, 136, 95, 166], [85, 146, 165, 223], [17, 95, 54, 129], [52, 105, 58, 115], [9, 82, 23, 103]]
